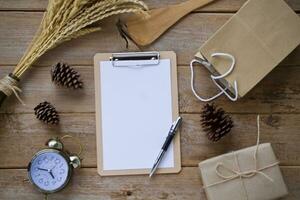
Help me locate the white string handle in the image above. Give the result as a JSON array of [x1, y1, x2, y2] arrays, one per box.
[[211, 78, 238, 102], [190, 59, 224, 102], [190, 52, 238, 102], [210, 53, 235, 79], [210, 53, 238, 101]]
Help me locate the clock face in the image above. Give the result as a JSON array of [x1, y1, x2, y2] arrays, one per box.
[[28, 150, 71, 193]]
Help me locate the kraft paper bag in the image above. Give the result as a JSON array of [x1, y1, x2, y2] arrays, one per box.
[[195, 0, 300, 97], [198, 143, 288, 200]]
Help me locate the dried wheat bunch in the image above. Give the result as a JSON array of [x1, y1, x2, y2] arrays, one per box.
[[13, 0, 148, 78]]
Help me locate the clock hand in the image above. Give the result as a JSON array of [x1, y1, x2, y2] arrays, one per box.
[[38, 167, 55, 179], [49, 171, 55, 179], [37, 167, 48, 172]]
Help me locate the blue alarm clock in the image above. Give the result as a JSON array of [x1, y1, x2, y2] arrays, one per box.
[[28, 137, 81, 194]]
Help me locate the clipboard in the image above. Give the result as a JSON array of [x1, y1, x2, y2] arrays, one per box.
[[94, 51, 181, 176]]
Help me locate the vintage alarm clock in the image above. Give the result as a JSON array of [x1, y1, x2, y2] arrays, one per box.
[[27, 136, 82, 194]]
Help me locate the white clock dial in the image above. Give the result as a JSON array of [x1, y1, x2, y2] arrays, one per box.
[[29, 150, 71, 193]]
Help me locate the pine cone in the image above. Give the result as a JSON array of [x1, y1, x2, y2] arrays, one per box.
[[51, 62, 83, 89], [201, 103, 233, 142], [34, 102, 59, 125]]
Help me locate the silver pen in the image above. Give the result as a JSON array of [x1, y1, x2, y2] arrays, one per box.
[[149, 116, 182, 178]]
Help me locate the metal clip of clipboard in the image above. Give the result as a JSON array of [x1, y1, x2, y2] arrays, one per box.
[[110, 51, 160, 67]]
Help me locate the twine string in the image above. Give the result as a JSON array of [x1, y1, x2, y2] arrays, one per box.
[[0, 75, 25, 105], [204, 115, 279, 192]]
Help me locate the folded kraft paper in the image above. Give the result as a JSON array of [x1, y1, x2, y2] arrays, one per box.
[[195, 0, 300, 98], [198, 143, 288, 200]]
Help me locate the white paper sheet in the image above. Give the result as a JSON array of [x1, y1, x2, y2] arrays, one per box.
[[99, 59, 174, 171]]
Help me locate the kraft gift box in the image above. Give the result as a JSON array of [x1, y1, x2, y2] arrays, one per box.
[[195, 0, 300, 98], [198, 143, 288, 200]]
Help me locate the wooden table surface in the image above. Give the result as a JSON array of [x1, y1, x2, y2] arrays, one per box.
[[0, 0, 299, 199]]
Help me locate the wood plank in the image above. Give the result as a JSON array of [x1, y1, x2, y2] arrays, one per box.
[[0, 1, 298, 199], [0, 64, 299, 114], [0, 12, 299, 67], [0, 0, 47, 10], [181, 114, 300, 166], [0, 167, 299, 200], [0, 113, 299, 168], [0, 0, 299, 12], [179, 65, 300, 114]]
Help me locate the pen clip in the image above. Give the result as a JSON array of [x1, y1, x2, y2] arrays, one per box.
[[171, 117, 182, 133]]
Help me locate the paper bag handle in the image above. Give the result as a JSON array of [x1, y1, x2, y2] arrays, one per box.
[[190, 52, 238, 102]]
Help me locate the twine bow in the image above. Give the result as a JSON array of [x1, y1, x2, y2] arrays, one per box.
[[204, 115, 280, 198], [0, 75, 25, 105]]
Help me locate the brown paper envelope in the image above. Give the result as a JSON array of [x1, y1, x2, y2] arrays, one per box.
[[196, 0, 300, 97], [199, 143, 288, 200]]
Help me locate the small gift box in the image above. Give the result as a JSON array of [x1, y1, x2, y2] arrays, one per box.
[[199, 142, 288, 200]]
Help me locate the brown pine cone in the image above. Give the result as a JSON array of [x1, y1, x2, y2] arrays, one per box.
[[201, 103, 233, 142], [51, 62, 83, 89], [34, 101, 59, 125]]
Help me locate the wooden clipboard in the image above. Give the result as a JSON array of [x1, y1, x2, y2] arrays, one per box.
[[94, 51, 181, 176]]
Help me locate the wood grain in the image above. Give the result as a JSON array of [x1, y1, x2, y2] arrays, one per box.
[[0, 12, 299, 66], [0, 64, 299, 114], [0, 113, 299, 168], [0, 167, 299, 200], [0, 0, 299, 12], [0, 1, 299, 199], [124, 0, 216, 46]]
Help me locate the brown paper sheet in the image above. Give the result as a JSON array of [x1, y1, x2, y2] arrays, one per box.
[[196, 0, 300, 97], [198, 143, 288, 200]]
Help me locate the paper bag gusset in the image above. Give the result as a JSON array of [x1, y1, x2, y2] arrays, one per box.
[[192, 0, 300, 101]]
